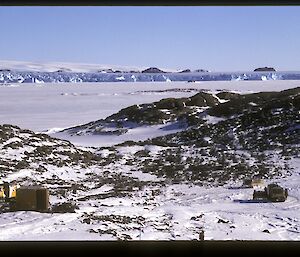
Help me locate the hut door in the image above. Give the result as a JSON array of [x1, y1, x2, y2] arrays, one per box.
[[36, 189, 47, 211]]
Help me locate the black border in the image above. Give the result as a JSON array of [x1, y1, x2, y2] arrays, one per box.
[[0, 0, 300, 6], [0, 1, 300, 256], [0, 241, 300, 255]]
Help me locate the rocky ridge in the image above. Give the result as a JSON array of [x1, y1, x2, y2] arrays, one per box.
[[62, 87, 300, 186]]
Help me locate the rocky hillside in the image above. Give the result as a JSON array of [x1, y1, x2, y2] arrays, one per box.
[[0, 87, 299, 240], [1, 87, 299, 191], [0, 124, 102, 197], [92, 87, 299, 186], [62, 91, 226, 136], [62, 87, 300, 139], [0, 124, 154, 211], [141, 91, 298, 183]]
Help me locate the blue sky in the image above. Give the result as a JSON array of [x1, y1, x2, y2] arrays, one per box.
[[0, 6, 300, 71]]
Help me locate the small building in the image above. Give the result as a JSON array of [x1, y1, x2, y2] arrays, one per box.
[[15, 186, 49, 212]]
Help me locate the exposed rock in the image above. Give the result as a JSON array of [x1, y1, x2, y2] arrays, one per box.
[[215, 92, 240, 101], [51, 202, 79, 213], [188, 92, 219, 107], [217, 218, 229, 223], [262, 229, 271, 233], [0, 124, 102, 182]]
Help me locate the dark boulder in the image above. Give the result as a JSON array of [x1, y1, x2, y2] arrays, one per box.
[[51, 202, 79, 213], [262, 229, 271, 233]]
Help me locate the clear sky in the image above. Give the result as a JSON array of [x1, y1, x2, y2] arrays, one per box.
[[0, 6, 300, 72]]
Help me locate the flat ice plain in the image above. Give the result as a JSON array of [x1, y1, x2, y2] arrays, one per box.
[[1, 80, 299, 133]]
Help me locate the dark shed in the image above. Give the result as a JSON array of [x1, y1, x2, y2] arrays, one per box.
[[15, 186, 49, 212]]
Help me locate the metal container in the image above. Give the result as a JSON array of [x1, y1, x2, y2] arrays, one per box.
[[15, 186, 49, 212]]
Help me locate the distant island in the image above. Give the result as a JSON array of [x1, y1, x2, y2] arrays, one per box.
[[179, 69, 209, 73], [178, 69, 191, 73], [254, 67, 276, 72], [141, 67, 210, 73], [194, 69, 209, 73], [141, 67, 166, 73]]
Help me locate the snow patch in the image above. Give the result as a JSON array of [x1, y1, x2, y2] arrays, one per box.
[[204, 115, 227, 124]]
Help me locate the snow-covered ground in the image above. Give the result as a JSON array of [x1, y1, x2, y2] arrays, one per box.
[[54, 123, 185, 147], [0, 80, 299, 241], [0, 168, 299, 241]]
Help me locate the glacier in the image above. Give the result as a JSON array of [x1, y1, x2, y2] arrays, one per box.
[[2, 70, 300, 84]]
